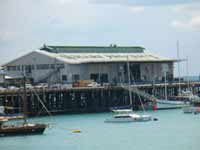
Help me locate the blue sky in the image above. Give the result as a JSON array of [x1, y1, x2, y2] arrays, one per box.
[[0, 0, 200, 76]]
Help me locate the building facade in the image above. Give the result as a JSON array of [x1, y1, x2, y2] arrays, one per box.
[[0, 69, 5, 86], [2, 45, 176, 84]]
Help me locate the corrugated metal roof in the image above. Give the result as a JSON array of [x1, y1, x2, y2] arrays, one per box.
[[37, 50, 176, 64], [40, 45, 145, 53]]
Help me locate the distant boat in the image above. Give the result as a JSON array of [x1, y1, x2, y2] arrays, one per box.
[[157, 55, 200, 110], [104, 109, 152, 123], [105, 56, 152, 123], [0, 76, 48, 137], [156, 99, 188, 110], [155, 63, 189, 109], [183, 98, 200, 114]]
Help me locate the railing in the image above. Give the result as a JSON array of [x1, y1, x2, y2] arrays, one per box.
[[120, 85, 155, 101]]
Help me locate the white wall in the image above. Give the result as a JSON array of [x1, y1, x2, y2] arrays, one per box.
[[0, 74, 4, 83], [4, 51, 174, 83], [5, 51, 65, 83]]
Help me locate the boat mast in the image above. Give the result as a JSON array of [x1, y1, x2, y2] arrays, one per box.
[[22, 74, 27, 123], [164, 71, 168, 100], [186, 56, 190, 91], [127, 56, 133, 108], [177, 40, 181, 96]]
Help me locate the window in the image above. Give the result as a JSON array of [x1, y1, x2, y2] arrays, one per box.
[[62, 75, 67, 81], [50, 64, 64, 69], [7, 66, 16, 71], [57, 64, 65, 69], [17, 66, 21, 71], [50, 64, 55, 69], [90, 74, 99, 82], [100, 74, 108, 83], [31, 65, 35, 70], [36, 64, 49, 70], [25, 65, 32, 73], [72, 74, 80, 82]]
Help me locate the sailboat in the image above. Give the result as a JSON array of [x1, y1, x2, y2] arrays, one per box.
[[105, 56, 152, 123], [0, 76, 48, 136], [156, 41, 191, 109], [156, 70, 188, 109]]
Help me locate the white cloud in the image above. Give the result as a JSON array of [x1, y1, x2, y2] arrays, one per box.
[[171, 3, 200, 30], [90, 0, 200, 6], [129, 6, 145, 13], [0, 0, 99, 43], [190, 16, 200, 28], [174, 3, 200, 14], [0, 31, 18, 42]]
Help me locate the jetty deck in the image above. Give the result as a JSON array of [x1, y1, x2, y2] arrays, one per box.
[[0, 82, 200, 116]]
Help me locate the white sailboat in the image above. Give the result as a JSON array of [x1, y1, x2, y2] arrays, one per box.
[[156, 70, 188, 109], [105, 56, 152, 123], [156, 41, 189, 109]]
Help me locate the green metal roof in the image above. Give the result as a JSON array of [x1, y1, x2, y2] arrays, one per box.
[[40, 45, 145, 53]]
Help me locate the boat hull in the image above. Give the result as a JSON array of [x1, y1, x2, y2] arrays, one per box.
[[0, 124, 47, 137], [183, 106, 200, 114], [105, 115, 152, 123], [156, 99, 189, 110]]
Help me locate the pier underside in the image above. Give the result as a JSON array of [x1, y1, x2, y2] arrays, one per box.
[[0, 82, 200, 116]]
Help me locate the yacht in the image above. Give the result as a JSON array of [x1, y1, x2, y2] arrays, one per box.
[[155, 65, 190, 110], [105, 56, 152, 123], [156, 99, 189, 109], [183, 99, 200, 114], [104, 109, 152, 123]]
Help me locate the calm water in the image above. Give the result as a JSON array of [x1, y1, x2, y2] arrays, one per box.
[[0, 110, 200, 150]]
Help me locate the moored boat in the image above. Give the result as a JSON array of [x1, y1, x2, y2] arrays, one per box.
[[105, 56, 152, 123], [0, 75, 48, 137], [105, 109, 152, 123], [156, 99, 189, 110], [0, 121, 47, 136], [183, 99, 200, 114]]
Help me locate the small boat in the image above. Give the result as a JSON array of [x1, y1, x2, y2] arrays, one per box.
[[156, 99, 189, 110], [0, 76, 48, 137], [0, 121, 47, 136], [183, 106, 200, 114], [105, 56, 152, 123], [105, 109, 152, 123], [183, 99, 200, 114], [169, 90, 200, 102], [0, 109, 48, 137], [155, 67, 189, 110]]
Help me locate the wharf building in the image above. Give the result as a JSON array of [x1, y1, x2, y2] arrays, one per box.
[[3, 45, 176, 85], [2, 45, 200, 115]]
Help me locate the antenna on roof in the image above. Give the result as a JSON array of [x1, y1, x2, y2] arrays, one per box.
[[43, 43, 47, 48], [109, 44, 117, 47]]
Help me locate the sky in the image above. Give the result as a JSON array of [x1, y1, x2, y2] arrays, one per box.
[[0, 0, 200, 76]]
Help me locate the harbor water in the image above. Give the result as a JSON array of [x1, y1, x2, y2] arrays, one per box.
[[0, 109, 199, 150]]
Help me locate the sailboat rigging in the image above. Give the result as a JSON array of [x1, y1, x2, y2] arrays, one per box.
[[105, 56, 152, 123], [0, 75, 48, 136], [156, 41, 190, 109]]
